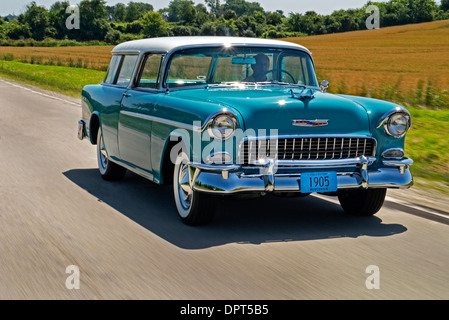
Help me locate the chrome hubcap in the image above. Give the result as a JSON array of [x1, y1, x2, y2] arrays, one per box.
[[178, 163, 193, 210], [99, 135, 108, 169]]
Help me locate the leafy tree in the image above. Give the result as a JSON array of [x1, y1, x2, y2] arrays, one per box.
[[200, 22, 216, 35], [125, 20, 144, 34], [322, 15, 342, 33], [124, 2, 154, 22], [287, 11, 323, 35], [113, 3, 126, 22], [5, 20, 31, 39], [194, 4, 210, 26], [407, 0, 437, 22], [78, 0, 109, 41], [223, 10, 238, 20], [266, 11, 283, 26], [140, 11, 167, 37], [223, 0, 264, 16], [442, 0, 449, 10], [49, 1, 71, 39], [23, 2, 51, 41], [214, 17, 238, 35], [205, 0, 222, 18], [167, 0, 197, 24], [104, 28, 122, 44], [254, 11, 265, 24]]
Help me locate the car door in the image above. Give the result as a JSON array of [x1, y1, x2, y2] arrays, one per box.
[[96, 54, 131, 159], [118, 53, 164, 174]]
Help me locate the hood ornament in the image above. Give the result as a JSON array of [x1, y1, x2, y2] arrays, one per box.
[[292, 119, 329, 127], [290, 88, 315, 100]]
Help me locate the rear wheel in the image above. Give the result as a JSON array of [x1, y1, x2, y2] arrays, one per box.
[[338, 188, 387, 216], [97, 128, 126, 181], [173, 151, 216, 225]]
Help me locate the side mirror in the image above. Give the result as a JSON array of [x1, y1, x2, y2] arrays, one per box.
[[320, 80, 329, 93]]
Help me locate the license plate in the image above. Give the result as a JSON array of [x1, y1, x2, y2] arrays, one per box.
[[300, 172, 337, 193]]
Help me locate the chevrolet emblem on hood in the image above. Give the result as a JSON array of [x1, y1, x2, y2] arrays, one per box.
[[292, 120, 329, 127]]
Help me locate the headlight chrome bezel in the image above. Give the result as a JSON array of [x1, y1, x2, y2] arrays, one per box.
[[205, 110, 239, 141], [377, 108, 411, 139]]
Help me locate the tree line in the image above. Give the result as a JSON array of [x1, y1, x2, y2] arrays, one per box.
[[0, 0, 448, 44]]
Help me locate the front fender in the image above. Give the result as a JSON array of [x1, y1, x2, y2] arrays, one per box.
[[337, 94, 411, 165]]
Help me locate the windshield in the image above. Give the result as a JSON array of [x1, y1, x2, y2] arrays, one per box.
[[164, 46, 318, 89]]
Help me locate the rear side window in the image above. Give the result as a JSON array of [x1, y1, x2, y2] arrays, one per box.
[[104, 55, 121, 84], [116, 55, 138, 87], [137, 54, 163, 89]]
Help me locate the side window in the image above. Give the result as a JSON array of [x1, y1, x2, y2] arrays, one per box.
[[104, 55, 121, 84], [116, 55, 138, 87], [137, 54, 163, 89]]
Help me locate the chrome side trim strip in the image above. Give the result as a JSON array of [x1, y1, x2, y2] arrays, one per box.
[[120, 110, 200, 131], [120, 108, 240, 134]]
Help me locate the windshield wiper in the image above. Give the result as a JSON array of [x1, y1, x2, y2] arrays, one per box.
[[207, 81, 255, 88], [289, 84, 308, 89], [256, 81, 291, 86]]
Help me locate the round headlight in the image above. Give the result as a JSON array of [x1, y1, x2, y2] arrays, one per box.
[[386, 112, 410, 138], [208, 114, 236, 140]]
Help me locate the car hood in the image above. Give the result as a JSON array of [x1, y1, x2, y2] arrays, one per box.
[[174, 86, 371, 137]]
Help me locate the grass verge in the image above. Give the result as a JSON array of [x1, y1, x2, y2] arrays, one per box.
[[0, 60, 105, 97], [405, 107, 449, 193], [0, 60, 447, 192]]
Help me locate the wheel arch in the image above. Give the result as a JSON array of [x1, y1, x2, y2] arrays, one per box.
[[88, 112, 101, 145], [159, 131, 191, 185]]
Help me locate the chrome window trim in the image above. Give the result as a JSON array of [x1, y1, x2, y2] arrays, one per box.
[[105, 53, 140, 89], [160, 44, 317, 91], [134, 53, 166, 90]]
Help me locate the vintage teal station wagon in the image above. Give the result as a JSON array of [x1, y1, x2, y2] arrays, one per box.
[[78, 36, 413, 225]]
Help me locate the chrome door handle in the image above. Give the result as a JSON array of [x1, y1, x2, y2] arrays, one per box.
[[123, 93, 131, 97]]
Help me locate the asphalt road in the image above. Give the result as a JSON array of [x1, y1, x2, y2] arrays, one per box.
[[0, 77, 448, 300]]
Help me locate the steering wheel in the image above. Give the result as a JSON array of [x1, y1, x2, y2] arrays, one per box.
[[255, 69, 296, 83]]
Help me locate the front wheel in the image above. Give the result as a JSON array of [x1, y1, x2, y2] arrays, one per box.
[[338, 188, 387, 216], [173, 151, 216, 225]]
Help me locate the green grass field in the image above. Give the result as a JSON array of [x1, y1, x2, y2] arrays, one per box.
[[406, 107, 449, 191], [0, 60, 105, 97]]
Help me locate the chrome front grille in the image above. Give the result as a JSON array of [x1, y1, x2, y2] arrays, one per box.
[[239, 137, 376, 165]]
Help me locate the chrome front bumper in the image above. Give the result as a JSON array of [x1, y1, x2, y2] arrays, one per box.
[[78, 120, 86, 140], [186, 157, 414, 195]]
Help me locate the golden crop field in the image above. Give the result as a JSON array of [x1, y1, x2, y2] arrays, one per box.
[[284, 19, 449, 108], [0, 45, 114, 71]]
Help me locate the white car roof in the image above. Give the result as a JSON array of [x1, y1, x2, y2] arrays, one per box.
[[111, 36, 311, 55]]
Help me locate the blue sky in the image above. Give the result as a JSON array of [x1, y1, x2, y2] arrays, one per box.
[[0, 0, 390, 16]]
